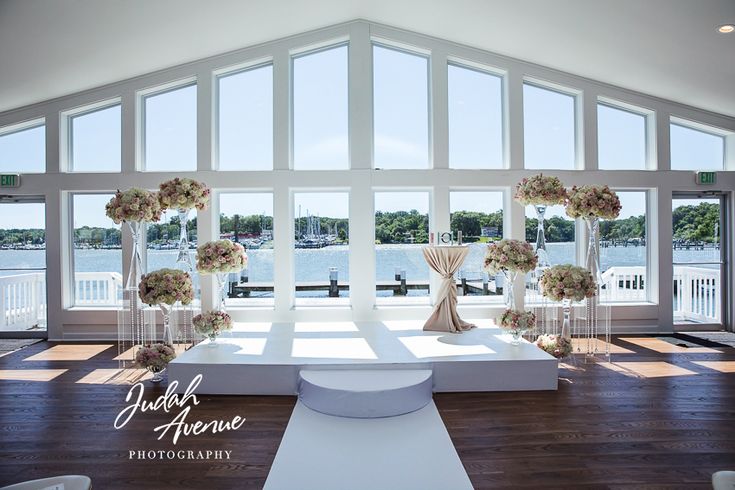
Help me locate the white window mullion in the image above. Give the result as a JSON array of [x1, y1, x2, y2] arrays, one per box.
[[430, 48, 448, 169]]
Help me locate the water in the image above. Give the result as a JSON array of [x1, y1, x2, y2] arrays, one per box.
[[0, 242, 719, 281]]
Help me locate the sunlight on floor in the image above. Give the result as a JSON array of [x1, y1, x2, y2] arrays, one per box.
[[231, 322, 273, 333], [619, 337, 721, 354], [0, 369, 68, 381], [24, 344, 111, 361], [75, 368, 151, 384], [294, 321, 359, 332], [398, 336, 495, 359], [599, 361, 697, 378], [227, 338, 268, 355], [291, 338, 378, 360], [692, 361, 735, 373]]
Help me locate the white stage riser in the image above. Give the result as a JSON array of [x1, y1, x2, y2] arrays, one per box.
[[168, 360, 558, 395]]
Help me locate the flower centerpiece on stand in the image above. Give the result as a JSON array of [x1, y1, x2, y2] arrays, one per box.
[[105, 188, 163, 289], [138, 268, 195, 346], [158, 178, 211, 271], [196, 239, 248, 311], [535, 334, 573, 359], [135, 343, 176, 383], [538, 264, 596, 358], [483, 239, 538, 308], [514, 174, 567, 268], [497, 308, 536, 345], [193, 310, 233, 347], [565, 185, 621, 284]]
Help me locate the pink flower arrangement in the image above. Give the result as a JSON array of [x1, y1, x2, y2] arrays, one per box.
[[565, 185, 621, 220], [483, 239, 538, 274], [135, 343, 176, 372], [196, 240, 248, 274], [105, 188, 162, 224], [193, 310, 233, 338], [138, 268, 194, 306], [498, 308, 536, 332], [535, 334, 573, 359], [539, 264, 596, 302], [514, 174, 568, 206], [158, 178, 211, 211]]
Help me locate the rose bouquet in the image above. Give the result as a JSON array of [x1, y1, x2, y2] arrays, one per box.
[[193, 310, 233, 343], [535, 333, 573, 359], [196, 240, 248, 274], [483, 239, 538, 274], [498, 308, 536, 332], [514, 174, 568, 206], [158, 178, 211, 211], [105, 188, 162, 224], [135, 343, 176, 381], [565, 185, 621, 220], [539, 264, 596, 302], [138, 268, 194, 306]]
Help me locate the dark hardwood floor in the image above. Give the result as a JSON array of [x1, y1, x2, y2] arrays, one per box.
[[1, 336, 733, 489]]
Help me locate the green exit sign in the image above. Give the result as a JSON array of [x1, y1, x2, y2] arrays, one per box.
[[696, 171, 716, 185], [0, 174, 20, 188]]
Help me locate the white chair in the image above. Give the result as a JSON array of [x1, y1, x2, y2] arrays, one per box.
[[713, 471, 735, 490], [0, 475, 91, 490]]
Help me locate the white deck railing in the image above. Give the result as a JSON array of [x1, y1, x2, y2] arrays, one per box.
[[1, 271, 123, 330]]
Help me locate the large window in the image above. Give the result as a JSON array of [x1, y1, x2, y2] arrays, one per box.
[[448, 64, 503, 169], [294, 192, 349, 305], [0, 200, 46, 331], [293, 46, 349, 170], [143, 84, 197, 171], [146, 208, 198, 272], [375, 191, 430, 304], [217, 64, 273, 171], [670, 122, 724, 170], [599, 191, 648, 302], [450, 191, 504, 303], [72, 194, 121, 307], [523, 83, 576, 169], [219, 192, 274, 306], [373, 45, 429, 169], [0, 121, 45, 174], [597, 104, 646, 170], [70, 104, 121, 172]]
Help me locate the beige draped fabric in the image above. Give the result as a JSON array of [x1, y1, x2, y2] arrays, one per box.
[[422, 246, 476, 333]]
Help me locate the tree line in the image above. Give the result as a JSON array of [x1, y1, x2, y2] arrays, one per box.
[[0, 203, 718, 247]]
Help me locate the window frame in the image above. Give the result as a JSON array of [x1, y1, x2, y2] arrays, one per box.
[[62, 99, 122, 173], [0, 117, 46, 174]]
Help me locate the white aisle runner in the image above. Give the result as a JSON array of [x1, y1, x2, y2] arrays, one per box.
[[264, 401, 474, 490]]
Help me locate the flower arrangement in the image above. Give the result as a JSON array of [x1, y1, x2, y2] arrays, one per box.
[[565, 185, 621, 220], [536, 334, 573, 359], [498, 308, 536, 332], [193, 310, 233, 339], [196, 240, 248, 274], [483, 239, 538, 274], [135, 342, 176, 372], [158, 178, 211, 211], [105, 188, 163, 224], [138, 268, 194, 306], [514, 174, 568, 206], [539, 264, 597, 302]]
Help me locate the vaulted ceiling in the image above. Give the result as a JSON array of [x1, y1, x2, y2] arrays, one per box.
[[0, 0, 733, 116]]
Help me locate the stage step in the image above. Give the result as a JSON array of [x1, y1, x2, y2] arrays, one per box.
[[298, 369, 433, 418]]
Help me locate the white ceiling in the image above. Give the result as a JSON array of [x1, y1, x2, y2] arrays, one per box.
[[0, 0, 734, 117]]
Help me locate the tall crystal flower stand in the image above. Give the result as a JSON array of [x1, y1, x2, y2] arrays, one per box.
[[117, 220, 156, 370], [176, 208, 193, 272], [579, 216, 612, 363], [172, 301, 199, 350], [534, 205, 551, 268]]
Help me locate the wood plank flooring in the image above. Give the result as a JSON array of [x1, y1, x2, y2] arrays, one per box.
[[0, 336, 733, 489]]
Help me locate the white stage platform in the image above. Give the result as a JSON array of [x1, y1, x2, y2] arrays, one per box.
[[167, 319, 558, 394]]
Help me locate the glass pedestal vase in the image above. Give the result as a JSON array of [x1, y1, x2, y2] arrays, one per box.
[[159, 304, 174, 346], [510, 329, 525, 345], [149, 367, 165, 383], [534, 205, 550, 268], [584, 217, 602, 285], [216, 272, 229, 312], [502, 270, 518, 309], [176, 209, 193, 272], [125, 221, 144, 290], [207, 333, 219, 348], [561, 299, 572, 340]]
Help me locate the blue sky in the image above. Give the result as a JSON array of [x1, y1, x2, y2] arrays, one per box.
[[0, 47, 725, 229]]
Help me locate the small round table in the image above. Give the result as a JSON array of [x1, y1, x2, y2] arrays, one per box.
[[422, 245, 476, 333]]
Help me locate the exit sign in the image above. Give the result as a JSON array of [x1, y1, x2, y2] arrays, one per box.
[[0, 174, 20, 188], [696, 171, 716, 185]]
